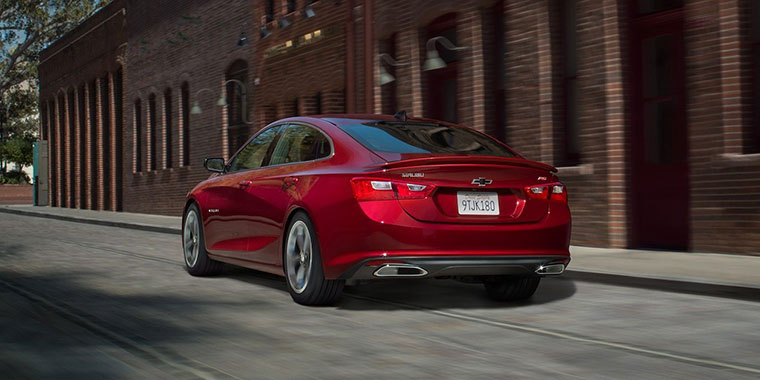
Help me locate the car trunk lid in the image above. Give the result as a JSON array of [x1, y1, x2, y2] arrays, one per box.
[[372, 156, 556, 224]]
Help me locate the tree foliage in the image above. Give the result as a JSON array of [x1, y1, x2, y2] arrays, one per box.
[[0, 0, 111, 94], [0, 0, 110, 182]]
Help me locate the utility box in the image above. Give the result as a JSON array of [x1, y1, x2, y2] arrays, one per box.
[[33, 141, 48, 206]]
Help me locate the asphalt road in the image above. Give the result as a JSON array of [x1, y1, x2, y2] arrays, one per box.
[[1, 213, 759, 379]]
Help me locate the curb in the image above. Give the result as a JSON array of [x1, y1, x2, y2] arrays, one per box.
[[0, 207, 181, 235], [3, 206, 759, 302], [565, 270, 760, 303]]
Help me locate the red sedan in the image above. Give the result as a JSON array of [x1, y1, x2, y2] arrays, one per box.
[[182, 114, 571, 305]]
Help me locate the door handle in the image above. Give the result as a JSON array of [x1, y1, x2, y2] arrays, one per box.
[[238, 180, 252, 188], [282, 177, 299, 189]]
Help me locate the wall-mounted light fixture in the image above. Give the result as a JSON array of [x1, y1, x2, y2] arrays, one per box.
[[260, 15, 272, 39], [217, 79, 254, 125], [190, 88, 218, 115], [303, 4, 316, 18], [260, 24, 272, 39], [238, 32, 248, 46], [423, 36, 467, 71], [378, 53, 409, 85]]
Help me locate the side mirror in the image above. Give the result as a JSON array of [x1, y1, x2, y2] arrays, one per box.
[[204, 158, 226, 173]]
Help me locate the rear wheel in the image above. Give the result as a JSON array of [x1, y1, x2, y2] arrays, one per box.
[[284, 212, 344, 306], [483, 276, 540, 301], [183, 203, 223, 276]]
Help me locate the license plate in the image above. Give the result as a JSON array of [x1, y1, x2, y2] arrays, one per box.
[[457, 192, 499, 215]]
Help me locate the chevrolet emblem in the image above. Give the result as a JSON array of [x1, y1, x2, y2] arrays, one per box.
[[471, 177, 493, 187]]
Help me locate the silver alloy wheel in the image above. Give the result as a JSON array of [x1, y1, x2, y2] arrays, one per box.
[[183, 209, 200, 268], [286, 220, 313, 294]]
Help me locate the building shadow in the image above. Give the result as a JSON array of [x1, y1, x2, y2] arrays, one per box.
[[0, 269, 243, 379]]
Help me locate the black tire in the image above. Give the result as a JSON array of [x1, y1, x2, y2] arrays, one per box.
[[283, 212, 344, 306], [183, 203, 223, 276], [483, 276, 540, 301]]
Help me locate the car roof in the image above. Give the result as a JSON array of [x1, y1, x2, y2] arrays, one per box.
[[305, 114, 448, 126]]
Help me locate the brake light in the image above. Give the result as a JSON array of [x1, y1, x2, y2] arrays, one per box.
[[550, 184, 567, 202], [526, 186, 549, 200], [524, 182, 567, 202], [351, 178, 435, 201]]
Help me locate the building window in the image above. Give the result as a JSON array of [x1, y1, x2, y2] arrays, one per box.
[[424, 13, 459, 123], [88, 81, 98, 209], [181, 82, 190, 166], [134, 99, 142, 172], [292, 97, 299, 116], [114, 69, 123, 211], [557, 0, 580, 165], [164, 88, 173, 168], [637, 0, 683, 15], [57, 93, 66, 207], [315, 92, 322, 114], [749, 0, 760, 153], [286, 0, 296, 14], [226, 60, 249, 154], [265, 0, 275, 22], [67, 89, 76, 207], [149, 94, 157, 171], [486, 1, 506, 143], [380, 33, 398, 115], [78, 84, 86, 207], [100, 77, 111, 209]]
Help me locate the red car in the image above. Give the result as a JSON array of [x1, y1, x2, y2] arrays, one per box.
[[182, 114, 571, 305]]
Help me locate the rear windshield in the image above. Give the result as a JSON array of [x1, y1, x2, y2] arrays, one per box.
[[338, 122, 516, 158]]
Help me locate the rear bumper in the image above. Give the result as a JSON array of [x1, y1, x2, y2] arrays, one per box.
[[309, 189, 571, 279], [338, 255, 571, 280]]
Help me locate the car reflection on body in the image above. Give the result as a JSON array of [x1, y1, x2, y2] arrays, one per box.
[[182, 114, 571, 306]]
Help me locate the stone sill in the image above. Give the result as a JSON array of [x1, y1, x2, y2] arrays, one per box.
[[713, 153, 760, 168], [555, 163, 594, 176]]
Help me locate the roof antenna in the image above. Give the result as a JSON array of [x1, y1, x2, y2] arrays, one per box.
[[393, 110, 407, 122]]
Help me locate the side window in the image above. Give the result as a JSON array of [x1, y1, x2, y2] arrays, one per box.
[[228, 126, 279, 172], [269, 124, 331, 165]]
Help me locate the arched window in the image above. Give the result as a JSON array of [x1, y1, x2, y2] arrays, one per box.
[[164, 88, 173, 168], [67, 88, 76, 208], [78, 84, 87, 207], [380, 33, 398, 115], [749, 0, 760, 153], [423, 13, 459, 123], [226, 60, 249, 154], [556, 0, 580, 165], [181, 82, 190, 166], [149, 93, 157, 171], [134, 99, 142, 172], [265, 0, 275, 22]]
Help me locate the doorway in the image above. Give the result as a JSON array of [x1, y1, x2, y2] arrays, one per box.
[[629, 2, 689, 250]]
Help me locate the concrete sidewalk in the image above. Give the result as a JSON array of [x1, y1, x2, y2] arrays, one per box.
[[2, 204, 759, 299]]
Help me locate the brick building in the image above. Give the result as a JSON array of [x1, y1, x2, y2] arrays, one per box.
[[38, 0, 760, 254]]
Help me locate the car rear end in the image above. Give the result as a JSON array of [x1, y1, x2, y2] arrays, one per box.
[[313, 119, 571, 282]]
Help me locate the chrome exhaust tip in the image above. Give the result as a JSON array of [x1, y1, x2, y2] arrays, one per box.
[[535, 264, 565, 275], [373, 264, 428, 277]]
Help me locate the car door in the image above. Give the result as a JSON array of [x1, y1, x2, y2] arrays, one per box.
[[242, 123, 334, 265], [203, 125, 281, 256]]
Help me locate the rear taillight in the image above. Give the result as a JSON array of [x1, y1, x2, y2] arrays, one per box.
[[351, 178, 435, 201], [524, 182, 567, 202]]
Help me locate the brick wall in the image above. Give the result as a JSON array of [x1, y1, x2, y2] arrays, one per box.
[[688, 0, 760, 254], [0, 185, 33, 205], [123, 0, 255, 216], [38, 0, 126, 212], [38, 0, 760, 254]]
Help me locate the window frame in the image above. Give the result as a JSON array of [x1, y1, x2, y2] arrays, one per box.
[[267, 122, 335, 166], [226, 124, 284, 173], [748, 0, 760, 153]]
